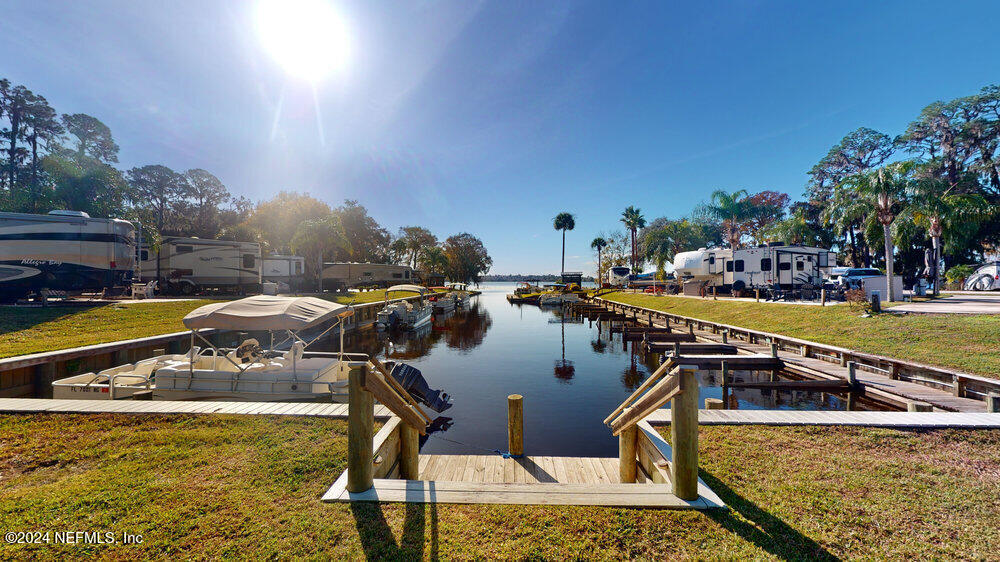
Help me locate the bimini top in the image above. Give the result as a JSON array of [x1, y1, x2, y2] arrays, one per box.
[[182, 296, 351, 331], [386, 284, 428, 295]]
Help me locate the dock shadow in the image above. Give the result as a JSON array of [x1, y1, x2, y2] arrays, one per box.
[[515, 457, 557, 482], [349, 494, 439, 560], [699, 470, 840, 561]]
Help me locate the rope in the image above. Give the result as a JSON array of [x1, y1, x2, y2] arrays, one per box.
[[426, 433, 521, 458]]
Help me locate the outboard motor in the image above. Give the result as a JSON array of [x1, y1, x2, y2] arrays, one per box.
[[387, 361, 452, 413]]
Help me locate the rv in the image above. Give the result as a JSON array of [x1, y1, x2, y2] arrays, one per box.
[[140, 237, 261, 295], [0, 210, 136, 302], [322, 262, 416, 291], [262, 254, 305, 289], [673, 244, 836, 292], [606, 266, 632, 287]]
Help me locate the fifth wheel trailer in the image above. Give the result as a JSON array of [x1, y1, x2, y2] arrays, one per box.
[[673, 244, 836, 292], [0, 210, 136, 302], [140, 237, 261, 295]]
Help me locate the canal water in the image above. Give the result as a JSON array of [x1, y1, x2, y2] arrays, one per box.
[[332, 282, 868, 458]]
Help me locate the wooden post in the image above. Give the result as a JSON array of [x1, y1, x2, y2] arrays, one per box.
[[671, 367, 699, 501], [347, 364, 374, 493], [908, 402, 933, 412], [721, 330, 728, 344], [801, 344, 810, 358], [820, 289, 827, 306], [952, 375, 964, 398], [619, 425, 637, 483], [688, 324, 694, 336], [507, 394, 524, 457], [673, 341, 681, 358], [770, 343, 778, 357], [840, 353, 848, 367], [705, 398, 724, 409], [400, 423, 420, 479], [889, 364, 900, 380], [846, 362, 857, 386], [986, 393, 1000, 413], [755, 289, 760, 302]]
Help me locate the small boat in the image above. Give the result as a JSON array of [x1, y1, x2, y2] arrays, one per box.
[[53, 296, 358, 402], [538, 284, 581, 306], [376, 284, 433, 330], [507, 281, 542, 304], [431, 292, 457, 313], [447, 282, 472, 309]]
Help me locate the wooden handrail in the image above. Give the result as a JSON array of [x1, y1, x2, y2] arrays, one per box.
[[359, 365, 428, 434], [609, 365, 690, 435], [368, 356, 432, 424], [603, 357, 675, 425]]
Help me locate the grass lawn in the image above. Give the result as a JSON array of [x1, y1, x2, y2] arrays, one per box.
[[0, 289, 446, 359], [602, 292, 1000, 379], [1, 414, 997, 559]]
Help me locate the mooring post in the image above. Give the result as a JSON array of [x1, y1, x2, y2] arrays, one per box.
[[507, 394, 524, 457], [705, 398, 724, 409], [347, 363, 374, 493], [671, 366, 699, 501], [846, 361, 857, 386], [986, 393, 1000, 413], [673, 341, 681, 358], [755, 289, 760, 302], [720, 359, 729, 408], [619, 423, 638, 483], [721, 330, 728, 344], [908, 402, 933, 412], [400, 423, 420, 479], [821, 289, 827, 306], [770, 342, 778, 357]]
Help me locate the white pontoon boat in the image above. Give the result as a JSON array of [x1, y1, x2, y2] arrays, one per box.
[[376, 284, 433, 330]]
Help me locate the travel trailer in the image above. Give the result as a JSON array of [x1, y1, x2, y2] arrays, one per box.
[[322, 262, 416, 291], [140, 237, 261, 295], [964, 261, 1000, 291], [262, 254, 305, 289], [673, 244, 836, 292], [0, 210, 136, 302]]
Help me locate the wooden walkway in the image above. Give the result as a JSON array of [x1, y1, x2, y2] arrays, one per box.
[[418, 455, 620, 484], [636, 316, 989, 412], [0, 398, 392, 418]]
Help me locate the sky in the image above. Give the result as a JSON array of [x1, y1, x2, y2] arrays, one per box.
[[3, 0, 1000, 274]]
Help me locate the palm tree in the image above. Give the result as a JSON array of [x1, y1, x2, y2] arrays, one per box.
[[553, 212, 575, 274], [620, 206, 646, 272], [837, 161, 916, 302], [590, 236, 607, 285], [705, 189, 758, 249], [906, 171, 989, 295]]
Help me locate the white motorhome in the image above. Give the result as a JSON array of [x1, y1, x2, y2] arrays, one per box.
[[262, 254, 305, 289], [606, 266, 631, 287], [140, 237, 261, 295], [672, 248, 733, 287], [723, 244, 836, 292], [0, 210, 136, 302]]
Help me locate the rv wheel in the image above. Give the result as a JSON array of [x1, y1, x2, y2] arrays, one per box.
[[180, 283, 195, 295], [732, 280, 746, 292]]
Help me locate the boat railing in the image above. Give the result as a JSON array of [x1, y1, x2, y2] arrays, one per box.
[[108, 371, 153, 400]]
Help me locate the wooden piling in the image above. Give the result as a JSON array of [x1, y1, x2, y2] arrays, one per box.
[[908, 402, 933, 412], [704, 398, 724, 409], [508, 394, 524, 457], [400, 423, 420, 479], [770, 343, 778, 357], [820, 289, 827, 306], [721, 330, 728, 344], [618, 424, 637, 483], [347, 364, 374, 493], [671, 367, 699, 501], [847, 362, 857, 386], [987, 393, 1000, 413]]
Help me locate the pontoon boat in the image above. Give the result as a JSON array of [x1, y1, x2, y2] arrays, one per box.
[[376, 284, 433, 330]]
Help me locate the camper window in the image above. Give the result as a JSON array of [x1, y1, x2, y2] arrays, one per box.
[[405, 270, 410, 279], [140, 250, 149, 261], [734, 260, 745, 272], [779, 262, 791, 271], [796, 261, 805, 271], [761, 258, 772, 270], [726, 261, 733, 272], [176, 245, 193, 254], [243, 254, 255, 268], [708, 255, 715, 265]]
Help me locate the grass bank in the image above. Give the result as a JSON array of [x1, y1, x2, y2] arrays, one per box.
[[602, 292, 1000, 379], [1, 414, 997, 559], [0, 289, 443, 359]]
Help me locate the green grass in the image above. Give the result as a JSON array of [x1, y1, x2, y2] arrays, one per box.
[[0, 301, 224, 359], [602, 292, 1000, 379], [1, 414, 997, 559]]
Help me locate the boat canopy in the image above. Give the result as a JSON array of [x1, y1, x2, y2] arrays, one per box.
[[182, 295, 352, 331], [386, 284, 428, 295]]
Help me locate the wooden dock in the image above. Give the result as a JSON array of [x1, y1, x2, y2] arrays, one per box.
[[645, 409, 1000, 428]]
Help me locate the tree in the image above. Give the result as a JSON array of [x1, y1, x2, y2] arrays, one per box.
[[619, 206, 645, 272], [61, 113, 119, 164], [332, 200, 391, 263], [126, 165, 188, 235], [836, 161, 916, 302], [184, 168, 231, 238], [768, 206, 824, 246], [2, 83, 31, 191], [291, 215, 351, 290], [743, 190, 790, 244], [22, 92, 62, 209], [553, 212, 575, 274], [590, 237, 607, 284], [43, 154, 128, 218], [442, 233, 492, 284], [704, 189, 758, 249], [398, 226, 437, 268], [640, 218, 703, 276], [248, 191, 332, 253], [417, 245, 449, 275]]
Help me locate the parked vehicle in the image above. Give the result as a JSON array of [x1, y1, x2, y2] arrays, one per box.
[[836, 268, 884, 289], [963, 262, 1000, 291], [322, 262, 416, 291], [0, 210, 136, 302], [724, 244, 836, 292], [262, 254, 305, 290], [606, 266, 631, 287], [672, 248, 732, 287], [140, 237, 261, 295]]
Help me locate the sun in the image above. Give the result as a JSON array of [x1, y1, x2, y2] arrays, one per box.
[[256, 0, 350, 82]]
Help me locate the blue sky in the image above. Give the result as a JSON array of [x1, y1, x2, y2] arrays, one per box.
[[3, 1, 1000, 274]]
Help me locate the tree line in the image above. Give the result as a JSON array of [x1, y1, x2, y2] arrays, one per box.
[[570, 83, 1000, 290], [0, 77, 492, 285]]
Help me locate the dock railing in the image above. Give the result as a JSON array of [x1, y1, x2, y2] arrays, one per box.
[[590, 297, 1000, 405], [346, 358, 430, 494], [605, 360, 700, 501]]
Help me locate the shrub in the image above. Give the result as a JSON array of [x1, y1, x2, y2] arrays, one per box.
[[945, 264, 976, 285]]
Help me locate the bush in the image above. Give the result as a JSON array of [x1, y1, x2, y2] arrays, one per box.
[[945, 264, 976, 285]]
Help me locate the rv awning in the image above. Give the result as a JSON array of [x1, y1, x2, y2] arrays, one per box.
[[386, 284, 428, 294], [182, 296, 351, 331]]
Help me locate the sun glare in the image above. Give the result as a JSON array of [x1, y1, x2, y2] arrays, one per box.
[[256, 0, 350, 82]]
